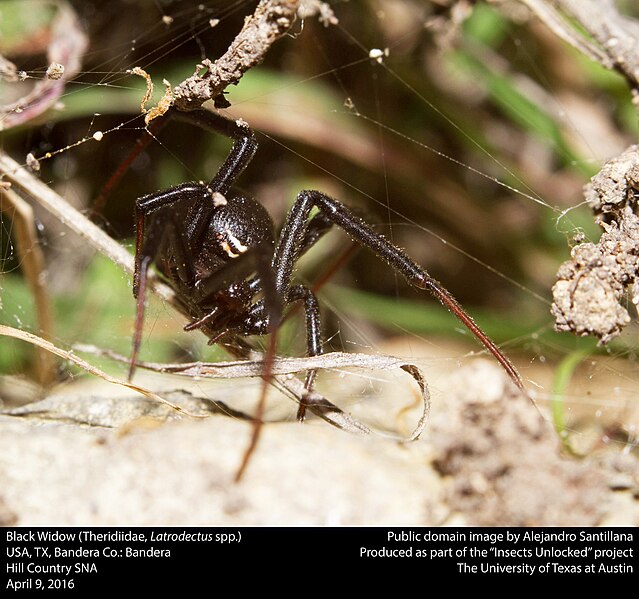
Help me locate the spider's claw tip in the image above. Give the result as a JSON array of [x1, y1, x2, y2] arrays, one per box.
[[296, 403, 307, 422]]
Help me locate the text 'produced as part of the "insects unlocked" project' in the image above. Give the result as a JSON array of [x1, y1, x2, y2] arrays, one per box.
[[359, 529, 634, 575]]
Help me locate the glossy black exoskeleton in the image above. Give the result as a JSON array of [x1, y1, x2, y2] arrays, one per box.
[[130, 107, 523, 428]]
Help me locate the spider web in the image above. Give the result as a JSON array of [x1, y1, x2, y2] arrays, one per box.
[[0, 0, 637, 457]]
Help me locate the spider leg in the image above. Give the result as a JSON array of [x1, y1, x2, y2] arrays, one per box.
[[238, 213, 327, 421], [230, 241, 286, 482], [274, 190, 524, 391], [130, 254, 152, 381], [258, 212, 354, 420], [133, 183, 207, 296], [94, 107, 255, 218], [236, 283, 321, 423], [287, 285, 322, 421], [129, 185, 206, 380], [241, 210, 334, 296], [298, 210, 334, 257], [169, 108, 257, 195]]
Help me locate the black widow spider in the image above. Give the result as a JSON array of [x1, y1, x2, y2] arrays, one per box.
[[130, 106, 523, 426]]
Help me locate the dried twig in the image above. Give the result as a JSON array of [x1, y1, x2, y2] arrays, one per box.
[[0, 151, 175, 301], [518, 0, 639, 106], [173, 0, 301, 110]]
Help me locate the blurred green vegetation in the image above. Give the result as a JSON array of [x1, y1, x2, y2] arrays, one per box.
[[0, 0, 56, 52], [1, 0, 638, 385], [551, 345, 596, 448]]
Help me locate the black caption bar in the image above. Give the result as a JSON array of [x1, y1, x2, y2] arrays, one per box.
[[1, 527, 636, 590]]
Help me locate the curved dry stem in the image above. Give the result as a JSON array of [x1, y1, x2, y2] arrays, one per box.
[[73, 343, 432, 442], [0, 188, 56, 385]]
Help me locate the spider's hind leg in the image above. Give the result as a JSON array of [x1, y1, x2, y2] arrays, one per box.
[[287, 285, 322, 421], [273, 189, 523, 393]]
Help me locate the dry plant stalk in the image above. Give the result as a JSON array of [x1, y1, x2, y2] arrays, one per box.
[[0, 153, 148, 287], [0, 187, 56, 385], [173, 0, 301, 110], [75, 344, 431, 441]]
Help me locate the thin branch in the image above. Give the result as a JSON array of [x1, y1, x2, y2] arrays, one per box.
[[519, 0, 639, 105], [173, 0, 301, 110]]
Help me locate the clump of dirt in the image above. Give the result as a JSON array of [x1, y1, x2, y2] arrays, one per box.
[[429, 361, 610, 526], [552, 145, 639, 342], [0, 357, 636, 525]]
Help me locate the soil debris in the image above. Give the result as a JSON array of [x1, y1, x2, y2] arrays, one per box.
[[552, 145, 639, 342]]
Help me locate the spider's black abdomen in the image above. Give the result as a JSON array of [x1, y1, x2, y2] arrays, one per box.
[[208, 190, 275, 261], [187, 188, 275, 298]]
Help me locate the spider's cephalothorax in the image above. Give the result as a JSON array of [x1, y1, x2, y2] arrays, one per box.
[[130, 107, 523, 424]]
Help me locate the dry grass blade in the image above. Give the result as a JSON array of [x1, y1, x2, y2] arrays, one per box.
[[74, 344, 431, 441], [0, 187, 56, 385], [0, 324, 201, 417], [0, 152, 139, 279]]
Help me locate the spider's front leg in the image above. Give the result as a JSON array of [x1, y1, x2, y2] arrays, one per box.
[[128, 108, 259, 380], [132, 107, 259, 299], [272, 190, 524, 410]]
